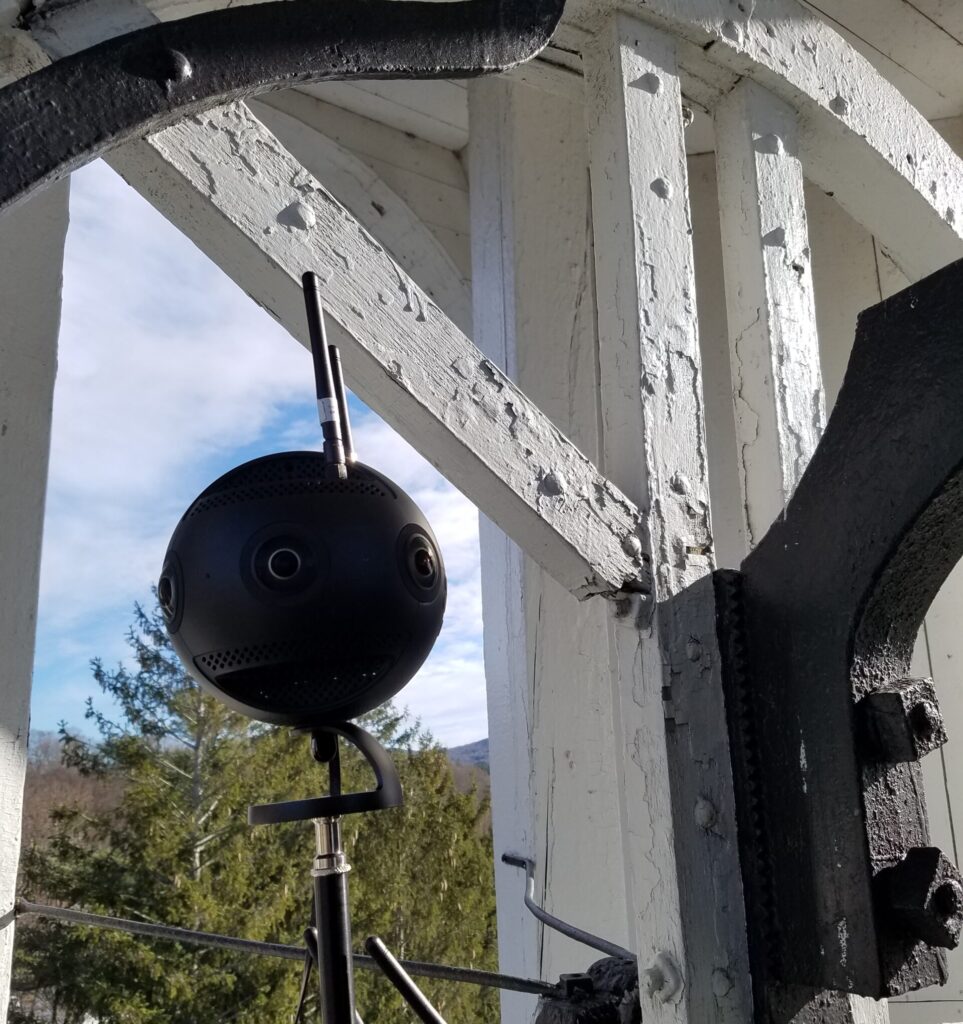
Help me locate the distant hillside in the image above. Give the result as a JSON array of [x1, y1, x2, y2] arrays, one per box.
[[447, 738, 489, 771]]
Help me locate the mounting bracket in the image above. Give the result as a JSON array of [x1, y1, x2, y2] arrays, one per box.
[[715, 256, 963, 1018]]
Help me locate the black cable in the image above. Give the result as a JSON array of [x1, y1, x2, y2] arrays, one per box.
[[15, 900, 556, 996]]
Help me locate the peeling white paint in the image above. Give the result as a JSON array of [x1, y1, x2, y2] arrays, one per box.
[[106, 103, 649, 601], [715, 79, 824, 550], [586, 15, 750, 1022]]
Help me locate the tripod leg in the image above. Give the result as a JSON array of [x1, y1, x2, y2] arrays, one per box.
[[293, 928, 319, 1024], [364, 937, 447, 1024]]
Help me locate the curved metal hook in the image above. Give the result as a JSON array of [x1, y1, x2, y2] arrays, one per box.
[[0, 0, 565, 215]]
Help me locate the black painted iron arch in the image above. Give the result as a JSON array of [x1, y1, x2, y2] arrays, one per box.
[[0, 0, 565, 215]]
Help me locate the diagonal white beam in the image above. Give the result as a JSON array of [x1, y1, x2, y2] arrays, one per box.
[[105, 102, 648, 600]]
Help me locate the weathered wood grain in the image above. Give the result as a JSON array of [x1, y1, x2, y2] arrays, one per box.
[[0, 181, 69, 1021], [715, 79, 824, 549], [585, 14, 751, 1022], [469, 72, 630, 1017], [106, 102, 649, 600]]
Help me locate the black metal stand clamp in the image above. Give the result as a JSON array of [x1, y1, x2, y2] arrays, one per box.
[[250, 723, 447, 1024], [714, 256, 963, 1021]]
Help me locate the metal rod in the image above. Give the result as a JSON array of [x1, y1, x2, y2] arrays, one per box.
[[15, 900, 556, 995], [328, 346, 356, 463], [501, 854, 634, 960], [313, 817, 356, 1024], [364, 937, 446, 1024], [302, 271, 347, 480]]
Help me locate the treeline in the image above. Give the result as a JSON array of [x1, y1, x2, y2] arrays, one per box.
[[13, 605, 497, 1024]]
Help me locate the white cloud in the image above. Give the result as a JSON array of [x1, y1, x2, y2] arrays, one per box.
[[33, 161, 488, 747]]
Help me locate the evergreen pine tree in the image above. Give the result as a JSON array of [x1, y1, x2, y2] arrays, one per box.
[[13, 604, 497, 1024]]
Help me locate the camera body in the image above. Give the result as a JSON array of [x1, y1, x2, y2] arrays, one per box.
[[159, 451, 446, 726]]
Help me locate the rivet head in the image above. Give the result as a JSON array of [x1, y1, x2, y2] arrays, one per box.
[[277, 200, 316, 231], [622, 534, 643, 558], [644, 952, 682, 1003], [695, 797, 717, 830], [164, 49, 192, 85]]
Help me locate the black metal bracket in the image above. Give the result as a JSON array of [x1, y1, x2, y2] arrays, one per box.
[[715, 256, 963, 1016], [0, 0, 565, 216], [248, 721, 402, 826]]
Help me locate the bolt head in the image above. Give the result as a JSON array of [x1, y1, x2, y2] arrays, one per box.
[[858, 678, 946, 763], [881, 847, 963, 949]]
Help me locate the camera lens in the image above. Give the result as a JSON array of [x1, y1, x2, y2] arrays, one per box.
[[414, 547, 435, 581], [267, 547, 301, 581], [158, 573, 176, 619], [405, 535, 437, 590]]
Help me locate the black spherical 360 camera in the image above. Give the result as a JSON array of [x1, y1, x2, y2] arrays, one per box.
[[158, 274, 446, 728]]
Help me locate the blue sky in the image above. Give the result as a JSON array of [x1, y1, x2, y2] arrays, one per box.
[[31, 160, 489, 747]]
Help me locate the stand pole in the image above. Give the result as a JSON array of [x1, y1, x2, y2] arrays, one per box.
[[313, 816, 356, 1024]]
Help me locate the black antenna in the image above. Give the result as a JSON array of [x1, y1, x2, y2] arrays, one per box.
[[328, 345, 356, 463], [302, 272, 347, 481]]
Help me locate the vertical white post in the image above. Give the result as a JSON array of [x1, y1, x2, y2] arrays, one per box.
[[469, 77, 539, 1022], [0, 181, 69, 1020], [586, 15, 750, 1022], [469, 73, 632, 1018], [715, 81, 888, 1024], [715, 79, 825, 549]]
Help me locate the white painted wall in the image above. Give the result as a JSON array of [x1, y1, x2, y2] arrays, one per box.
[[0, 181, 69, 1021]]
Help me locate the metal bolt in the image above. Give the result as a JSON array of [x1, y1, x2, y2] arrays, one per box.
[[622, 534, 643, 558], [643, 952, 682, 1003], [934, 880, 963, 920], [910, 700, 940, 743], [858, 678, 946, 763], [695, 797, 717, 831], [559, 973, 594, 998], [881, 846, 963, 949], [163, 49, 193, 85]]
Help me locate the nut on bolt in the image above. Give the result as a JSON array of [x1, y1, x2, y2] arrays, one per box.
[[879, 846, 963, 949], [858, 677, 946, 763]]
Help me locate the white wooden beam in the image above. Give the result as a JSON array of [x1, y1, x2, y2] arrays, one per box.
[[714, 77, 888, 1024], [0, 180, 69, 1020], [570, 0, 963, 281], [715, 79, 824, 549], [248, 97, 472, 334], [468, 78, 539, 1019], [105, 103, 647, 600], [469, 73, 631, 1017], [585, 15, 750, 1021]]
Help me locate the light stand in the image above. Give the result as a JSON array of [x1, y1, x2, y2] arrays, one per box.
[[249, 722, 404, 1024]]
